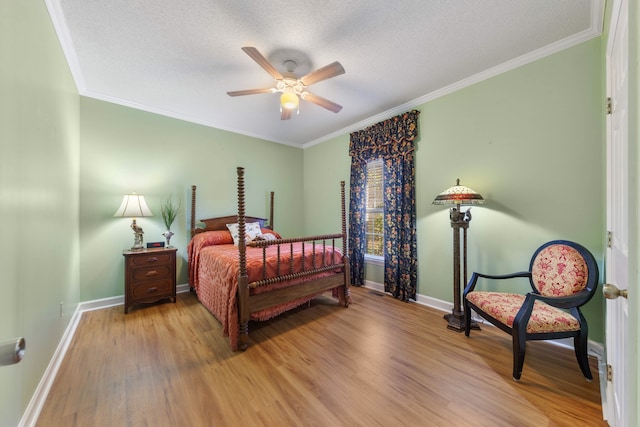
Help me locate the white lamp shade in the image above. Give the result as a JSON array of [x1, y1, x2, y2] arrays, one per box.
[[113, 193, 153, 218]]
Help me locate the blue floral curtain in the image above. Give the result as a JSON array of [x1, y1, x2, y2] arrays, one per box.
[[348, 110, 420, 301]]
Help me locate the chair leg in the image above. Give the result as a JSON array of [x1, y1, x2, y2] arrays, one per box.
[[464, 301, 471, 336], [574, 334, 593, 381], [512, 330, 526, 381]]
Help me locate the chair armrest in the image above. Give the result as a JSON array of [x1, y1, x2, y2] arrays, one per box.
[[528, 289, 593, 309], [464, 271, 531, 295]]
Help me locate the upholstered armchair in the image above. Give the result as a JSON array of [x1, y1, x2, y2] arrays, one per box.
[[463, 240, 599, 381]]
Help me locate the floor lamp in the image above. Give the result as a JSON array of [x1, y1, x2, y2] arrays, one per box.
[[433, 179, 485, 332]]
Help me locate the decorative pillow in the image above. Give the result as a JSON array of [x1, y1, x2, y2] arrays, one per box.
[[261, 228, 282, 239], [189, 230, 233, 250], [226, 222, 263, 245], [254, 233, 277, 241]]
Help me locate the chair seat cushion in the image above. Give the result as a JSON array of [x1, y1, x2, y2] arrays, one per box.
[[466, 291, 580, 333]]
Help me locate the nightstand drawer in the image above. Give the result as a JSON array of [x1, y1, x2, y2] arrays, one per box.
[[130, 280, 174, 299], [127, 252, 173, 268], [130, 265, 172, 281]]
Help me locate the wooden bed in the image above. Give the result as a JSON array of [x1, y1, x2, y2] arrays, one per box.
[[188, 167, 351, 350]]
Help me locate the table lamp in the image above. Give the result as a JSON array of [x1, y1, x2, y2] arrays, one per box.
[[114, 193, 153, 250]]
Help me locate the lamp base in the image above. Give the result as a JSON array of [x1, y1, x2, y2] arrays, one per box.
[[444, 310, 480, 332], [130, 236, 144, 251], [130, 219, 144, 251]]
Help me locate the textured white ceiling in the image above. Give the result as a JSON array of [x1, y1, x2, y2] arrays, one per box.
[[47, 0, 603, 148]]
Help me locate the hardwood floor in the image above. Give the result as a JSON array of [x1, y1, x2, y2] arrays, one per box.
[[36, 287, 606, 427]]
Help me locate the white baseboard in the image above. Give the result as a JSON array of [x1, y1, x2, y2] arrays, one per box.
[[19, 305, 83, 427], [78, 283, 191, 313], [19, 283, 192, 426]]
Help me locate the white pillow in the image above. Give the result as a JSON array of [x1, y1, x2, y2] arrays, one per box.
[[226, 222, 263, 245]]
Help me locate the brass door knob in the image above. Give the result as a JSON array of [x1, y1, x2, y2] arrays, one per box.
[[603, 283, 628, 300]]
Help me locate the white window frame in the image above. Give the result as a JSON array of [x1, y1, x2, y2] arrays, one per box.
[[364, 158, 384, 264]]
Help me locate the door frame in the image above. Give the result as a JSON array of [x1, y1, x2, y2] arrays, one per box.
[[603, 0, 639, 425]]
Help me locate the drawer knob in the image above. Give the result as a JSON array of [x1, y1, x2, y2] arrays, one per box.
[[147, 257, 159, 263], [147, 287, 158, 294], [145, 270, 158, 277]]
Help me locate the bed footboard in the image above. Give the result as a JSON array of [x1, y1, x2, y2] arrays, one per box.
[[235, 167, 350, 350]]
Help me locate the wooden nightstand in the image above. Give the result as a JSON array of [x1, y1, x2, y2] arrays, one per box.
[[123, 247, 177, 313]]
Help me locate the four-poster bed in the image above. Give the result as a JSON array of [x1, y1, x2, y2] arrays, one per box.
[[188, 167, 351, 350]]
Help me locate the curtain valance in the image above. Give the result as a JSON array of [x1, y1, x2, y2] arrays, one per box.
[[349, 109, 420, 162]]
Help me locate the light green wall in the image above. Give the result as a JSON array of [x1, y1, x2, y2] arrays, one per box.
[[0, 1, 80, 425], [79, 98, 304, 301], [304, 38, 606, 343], [302, 135, 351, 234]]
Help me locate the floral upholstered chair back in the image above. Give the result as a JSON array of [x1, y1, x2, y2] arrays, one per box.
[[463, 239, 599, 380], [530, 243, 590, 298]]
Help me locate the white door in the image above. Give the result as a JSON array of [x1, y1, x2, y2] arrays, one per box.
[[604, 0, 630, 425]]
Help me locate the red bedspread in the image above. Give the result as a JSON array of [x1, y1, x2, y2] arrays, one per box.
[[188, 230, 345, 350]]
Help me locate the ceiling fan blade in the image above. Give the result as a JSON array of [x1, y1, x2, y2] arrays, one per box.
[[227, 88, 274, 97], [241, 47, 283, 80], [300, 61, 345, 86], [304, 92, 343, 113], [281, 108, 292, 120]]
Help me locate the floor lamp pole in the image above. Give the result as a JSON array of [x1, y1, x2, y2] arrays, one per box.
[[444, 205, 479, 332]]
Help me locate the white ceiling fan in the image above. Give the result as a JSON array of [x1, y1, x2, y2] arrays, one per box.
[[227, 47, 345, 120]]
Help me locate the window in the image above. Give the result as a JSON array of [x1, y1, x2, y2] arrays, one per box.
[[365, 158, 384, 257]]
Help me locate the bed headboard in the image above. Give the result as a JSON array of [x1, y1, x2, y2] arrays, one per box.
[[198, 215, 267, 232], [190, 185, 274, 237]]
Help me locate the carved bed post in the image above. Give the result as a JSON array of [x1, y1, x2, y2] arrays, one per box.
[[190, 185, 197, 237], [340, 180, 351, 306], [269, 191, 275, 229], [237, 167, 250, 350], [188, 185, 197, 292]]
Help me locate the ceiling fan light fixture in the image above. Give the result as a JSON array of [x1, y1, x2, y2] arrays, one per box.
[[280, 92, 299, 111], [228, 47, 344, 118]]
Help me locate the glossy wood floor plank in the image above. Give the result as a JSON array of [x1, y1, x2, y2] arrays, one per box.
[[36, 287, 606, 426]]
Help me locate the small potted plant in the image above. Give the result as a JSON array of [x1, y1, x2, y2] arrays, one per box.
[[160, 195, 181, 247]]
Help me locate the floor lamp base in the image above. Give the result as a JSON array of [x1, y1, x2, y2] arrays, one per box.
[[444, 311, 480, 332]]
